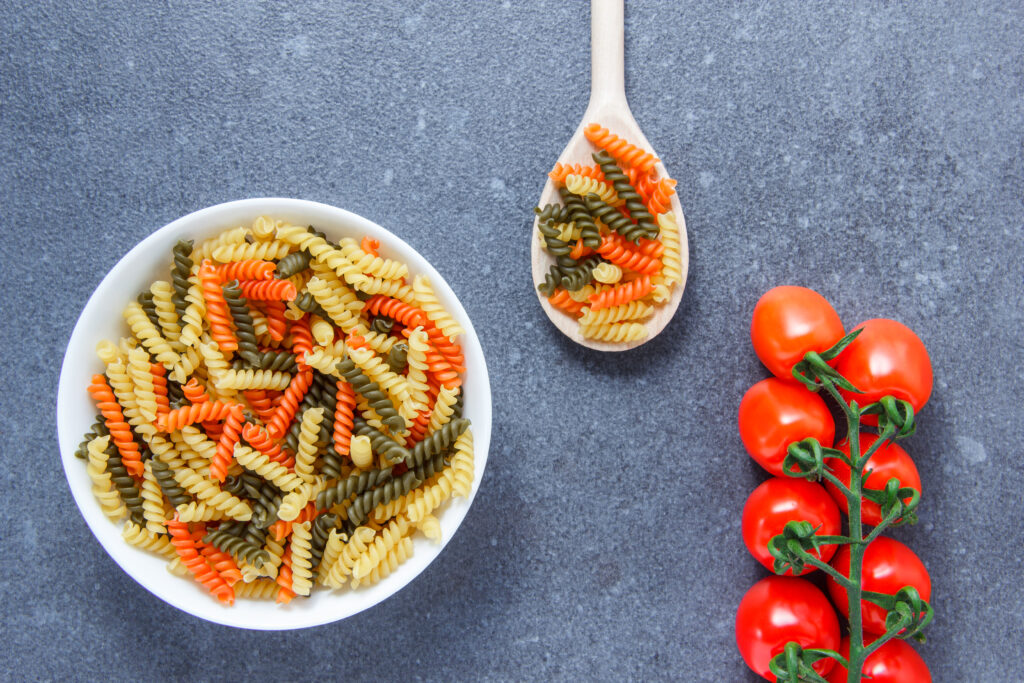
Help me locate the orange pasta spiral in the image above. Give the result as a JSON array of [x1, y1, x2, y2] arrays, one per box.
[[214, 259, 276, 282], [333, 381, 356, 456], [210, 405, 245, 482], [275, 551, 295, 604], [360, 236, 380, 257], [167, 518, 234, 605], [596, 233, 663, 275], [150, 363, 170, 416], [423, 346, 462, 389], [588, 275, 654, 311], [241, 389, 276, 424], [547, 288, 586, 317], [182, 378, 210, 405], [199, 543, 243, 586], [88, 374, 144, 477], [289, 316, 313, 369], [240, 422, 292, 467], [266, 369, 313, 438], [198, 259, 237, 351], [158, 400, 240, 431], [363, 295, 428, 329], [583, 123, 660, 173], [263, 300, 288, 342], [238, 279, 297, 301], [549, 162, 605, 184], [569, 240, 594, 260]]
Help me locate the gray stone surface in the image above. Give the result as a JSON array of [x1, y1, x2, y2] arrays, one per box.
[[2, 1, 1022, 680]]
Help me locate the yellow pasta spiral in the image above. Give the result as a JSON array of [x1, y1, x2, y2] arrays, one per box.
[[212, 240, 292, 263], [657, 211, 684, 287], [213, 367, 292, 391], [274, 224, 367, 287], [191, 226, 247, 262], [325, 526, 376, 588], [565, 173, 621, 206], [338, 238, 409, 280], [86, 436, 126, 520], [450, 429, 474, 499], [578, 301, 653, 326], [591, 262, 623, 284], [289, 521, 315, 596], [307, 275, 363, 332], [579, 321, 649, 342], [412, 274, 464, 340], [233, 444, 305, 492], [172, 464, 253, 519], [122, 521, 177, 559], [140, 459, 167, 534], [426, 385, 459, 435], [404, 469, 456, 523], [350, 537, 413, 589], [355, 275, 416, 302], [123, 301, 178, 365], [174, 501, 229, 522]]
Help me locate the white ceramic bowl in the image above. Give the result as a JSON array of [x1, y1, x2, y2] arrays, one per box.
[[57, 198, 491, 629]]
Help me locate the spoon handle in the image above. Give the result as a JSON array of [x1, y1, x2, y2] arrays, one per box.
[[588, 0, 628, 111]]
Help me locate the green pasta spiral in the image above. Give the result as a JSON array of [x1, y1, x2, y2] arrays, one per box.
[[592, 151, 658, 240], [336, 358, 406, 433], [558, 187, 601, 248], [347, 471, 420, 526], [538, 219, 574, 257], [352, 417, 411, 465], [535, 203, 573, 225], [105, 443, 145, 525], [386, 343, 408, 374], [75, 416, 109, 460], [316, 467, 393, 510], [137, 291, 161, 328], [204, 528, 270, 568], [537, 264, 563, 297], [221, 280, 261, 367], [559, 254, 602, 292], [275, 249, 312, 278], [311, 371, 338, 444], [252, 350, 298, 373], [293, 291, 332, 321], [320, 445, 347, 481], [151, 457, 192, 508], [170, 239, 194, 319], [371, 316, 394, 335], [309, 512, 342, 571], [407, 418, 470, 469], [411, 451, 447, 482], [243, 477, 282, 529]]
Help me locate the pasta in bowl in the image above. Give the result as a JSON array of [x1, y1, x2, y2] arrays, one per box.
[[57, 198, 491, 629]]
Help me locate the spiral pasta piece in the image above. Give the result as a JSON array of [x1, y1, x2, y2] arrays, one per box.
[[591, 262, 623, 284], [565, 173, 621, 206], [233, 443, 304, 492], [167, 518, 235, 605], [350, 536, 413, 589], [354, 275, 416, 303], [295, 407, 325, 484], [196, 260, 237, 352], [306, 275, 363, 332], [403, 468, 456, 524], [579, 321, 648, 342], [215, 259, 276, 282], [324, 526, 376, 588], [124, 301, 180, 366], [86, 436, 126, 520], [210, 405, 245, 482], [170, 240, 194, 321], [233, 579, 280, 599], [212, 240, 292, 263], [587, 275, 653, 311], [175, 501, 228, 522], [549, 162, 605, 184], [122, 520, 178, 560], [547, 288, 586, 317], [352, 516, 410, 579], [591, 151, 659, 240], [238, 278, 297, 301], [578, 301, 653, 326], [88, 375, 144, 477], [414, 513, 442, 541], [595, 232, 662, 275], [337, 237, 409, 280], [178, 280, 207, 349], [657, 211, 684, 287], [449, 429, 475, 498], [158, 400, 240, 432], [150, 280, 183, 345], [336, 357, 406, 433], [213, 367, 292, 391], [412, 274, 464, 341], [584, 123, 660, 173], [192, 226, 247, 262], [172, 464, 253, 519], [140, 459, 167, 534], [558, 187, 602, 249], [332, 380, 356, 456], [348, 345, 410, 408]]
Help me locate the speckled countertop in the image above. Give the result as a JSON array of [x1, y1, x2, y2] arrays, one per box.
[[2, 2, 1022, 680]]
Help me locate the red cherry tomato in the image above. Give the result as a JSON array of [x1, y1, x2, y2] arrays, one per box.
[[742, 477, 841, 575], [751, 286, 845, 380], [739, 378, 836, 476], [736, 576, 840, 681], [825, 433, 922, 526], [825, 635, 932, 683], [826, 537, 932, 635], [835, 319, 932, 423]]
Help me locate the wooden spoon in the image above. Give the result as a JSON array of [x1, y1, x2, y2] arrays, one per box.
[[531, 0, 689, 351]]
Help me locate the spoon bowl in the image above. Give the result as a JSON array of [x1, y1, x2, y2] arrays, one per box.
[[531, 0, 688, 351]]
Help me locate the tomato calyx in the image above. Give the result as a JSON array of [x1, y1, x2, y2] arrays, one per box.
[[861, 586, 933, 644], [769, 641, 846, 683], [860, 395, 918, 439], [860, 477, 921, 527], [791, 328, 864, 394], [782, 437, 848, 482], [767, 520, 844, 576]]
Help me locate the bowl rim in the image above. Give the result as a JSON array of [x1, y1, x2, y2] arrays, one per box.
[[56, 197, 492, 629]]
